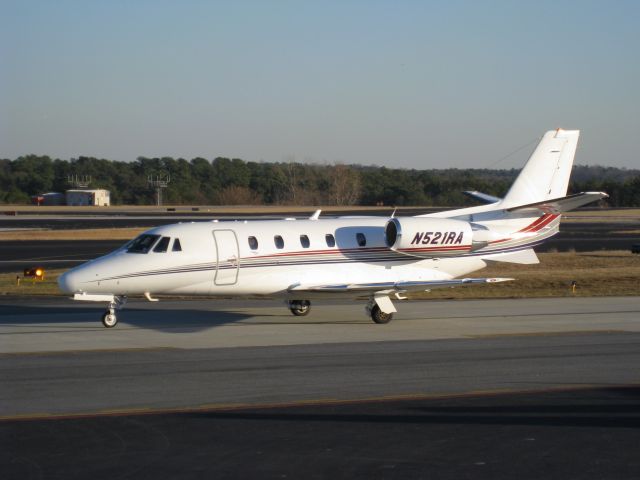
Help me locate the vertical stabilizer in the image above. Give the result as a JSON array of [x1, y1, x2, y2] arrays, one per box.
[[501, 129, 579, 208]]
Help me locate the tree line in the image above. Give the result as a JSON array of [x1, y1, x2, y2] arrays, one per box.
[[1, 155, 639, 207]]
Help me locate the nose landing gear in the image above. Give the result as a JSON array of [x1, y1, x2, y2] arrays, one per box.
[[101, 296, 127, 328], [102, 311, 118, 328], [289, 300, 311, 316]]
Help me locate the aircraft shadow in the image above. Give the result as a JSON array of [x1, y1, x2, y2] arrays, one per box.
[[0, 302, 366, 333], [0, 302, 251, 333], [187, 386, 640, 429]]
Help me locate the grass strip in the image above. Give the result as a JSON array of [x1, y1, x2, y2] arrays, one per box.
[[1, 251, 638, 299]]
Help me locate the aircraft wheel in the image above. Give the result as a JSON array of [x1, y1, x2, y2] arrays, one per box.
[[371, 305, 393, 324], [289, 300, 311, 316], [102, 311, 118, 328]]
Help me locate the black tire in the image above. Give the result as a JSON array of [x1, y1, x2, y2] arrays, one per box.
[[289, 300, 311, 316], [371, 304, 393, 324], [101, 311, 118, 328]]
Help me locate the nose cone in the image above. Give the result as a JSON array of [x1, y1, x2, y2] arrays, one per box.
[[58, 269, 79, 294]]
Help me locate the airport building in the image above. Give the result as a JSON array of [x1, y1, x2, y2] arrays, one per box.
[[31, 189, 111, 206], [65, 189, 111, 206]]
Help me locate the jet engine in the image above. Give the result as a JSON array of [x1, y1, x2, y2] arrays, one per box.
[[385, 217, 476, 258]]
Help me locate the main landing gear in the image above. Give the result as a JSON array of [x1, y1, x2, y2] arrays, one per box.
[[101, 296, 127, 328], [365, 297, 395, 324], [369, 304, 393, 324], [287, 298, 395, 323], [289, 300, 311, 316]]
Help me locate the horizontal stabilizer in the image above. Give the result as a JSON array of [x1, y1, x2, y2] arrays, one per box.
[[289, 277, 514, 294], [463, 191, 502, 204], [483, 248, 539, 265], [507, 192, 608, 214]]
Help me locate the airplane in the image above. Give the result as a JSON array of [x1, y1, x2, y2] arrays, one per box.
[[58, 129, 607, 327]]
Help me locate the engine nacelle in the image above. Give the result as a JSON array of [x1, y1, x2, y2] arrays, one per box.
[[385, 217, 474, 258]]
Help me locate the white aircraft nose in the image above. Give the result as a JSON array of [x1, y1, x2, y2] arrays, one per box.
[[57, 269, 79, 294]]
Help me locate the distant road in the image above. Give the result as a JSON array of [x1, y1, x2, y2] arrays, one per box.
[[0, 207, 429, 229]]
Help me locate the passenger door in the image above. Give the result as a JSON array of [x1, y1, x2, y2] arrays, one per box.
[[212, 230, 239, 285]]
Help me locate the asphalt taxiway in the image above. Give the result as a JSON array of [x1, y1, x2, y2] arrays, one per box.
[[1, 209, 639, 272], [3, 386, 638, 479], [2, 296, 639, 478]]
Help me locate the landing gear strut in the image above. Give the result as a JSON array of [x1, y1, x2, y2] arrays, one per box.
[[101, 296, 127, 328], [289, 300, 311, 316]]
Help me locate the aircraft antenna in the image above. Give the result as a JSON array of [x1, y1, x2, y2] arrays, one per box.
[[486, 137, 539, 168]]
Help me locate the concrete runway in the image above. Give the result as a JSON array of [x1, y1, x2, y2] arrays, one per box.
[[2, 296, 640, 478]]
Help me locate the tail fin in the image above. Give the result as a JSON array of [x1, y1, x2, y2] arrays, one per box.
[[419, 128, 605, 223], [417, 129, 606, 264], [501, 129, 579, 208]]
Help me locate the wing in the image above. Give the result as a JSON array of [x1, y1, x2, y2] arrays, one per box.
[[288, 277, 514, 294]]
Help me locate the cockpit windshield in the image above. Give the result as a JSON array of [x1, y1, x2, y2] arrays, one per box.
[[126, 234, 160, 254]]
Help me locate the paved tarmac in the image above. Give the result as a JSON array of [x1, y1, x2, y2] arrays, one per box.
[[2, 296, 640, 354], [1, 296, 639, 478], [3, 386, 639, 479]]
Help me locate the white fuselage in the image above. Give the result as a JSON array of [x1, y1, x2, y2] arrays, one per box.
[[58, 217, 491, 299], [56, 129, 603, 327]]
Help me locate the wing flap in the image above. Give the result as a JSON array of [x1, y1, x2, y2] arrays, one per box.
[[288, 277, 514, 294]]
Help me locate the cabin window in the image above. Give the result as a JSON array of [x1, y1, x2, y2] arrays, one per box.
[[172, 238, 182, 252], [126, 234, 160, 254], [153, 236, 171, 253], [274, 235, 284, 249], [300, 234, 310, 248], [248, 236, 258, 250], [356, 233, 366, 247], [325, 234, 336, 247]]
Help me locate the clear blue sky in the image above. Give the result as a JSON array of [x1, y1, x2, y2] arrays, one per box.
[[2, 0, 639, 168]]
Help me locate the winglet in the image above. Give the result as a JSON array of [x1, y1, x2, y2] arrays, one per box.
[[309, 209, 321, 220]]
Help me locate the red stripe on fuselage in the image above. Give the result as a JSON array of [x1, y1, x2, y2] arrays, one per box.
[[397, 245, 471, 253], [518, 214, 550, 233], [488, 214, 559, 244], [248, 246, 390, 260], [525, 214, 559, 232]]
